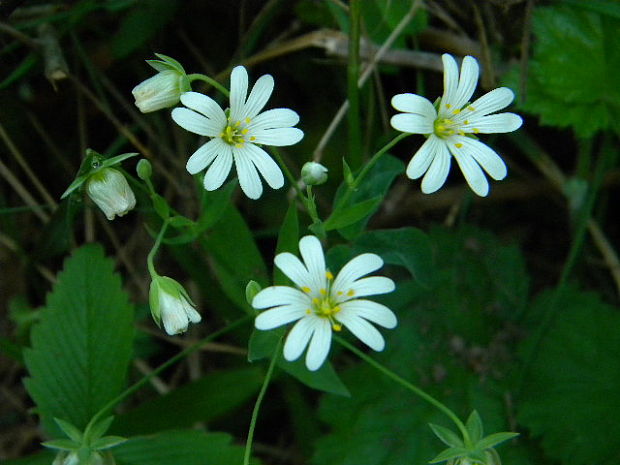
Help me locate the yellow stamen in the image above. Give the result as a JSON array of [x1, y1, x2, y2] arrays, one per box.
[[455, 143, 463, 148], [235, 120, 241, 126], [446, 103, 452, 109], [250, 136, 256, 141], [326, 271, 334, 280], [241, 128, 249, 135], [306, 309, 312, 315], [320, 288, 327, 296], [468, 106, 475, 111], [245, 117, 251, 124], [332, 323, 342, 332], [464, 120, 469, 125], [452, 109, 461, 115], [302, 286, 311, 293], [473, 128, 480, 134], [337, 291, 343, 296], [312, 298, 320, 305], [347, 289, 355, 297]]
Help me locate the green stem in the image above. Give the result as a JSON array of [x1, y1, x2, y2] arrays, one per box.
[[269, 147, 308, 205], [347, 0, 362, 169], [337, 132, 410, 208], [85, 316, 251, 437], [335, 336, 471, 445], [243, 339, 282, 465], [188, 73, 230, 97], [146, 219, 170, 278]]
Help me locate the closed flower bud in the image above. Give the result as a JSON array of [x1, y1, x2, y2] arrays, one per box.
[[132, 69, 189, 113], [301, 161, 328, 186], [149, 276, 201, 335], [86, 168, 136, 220]]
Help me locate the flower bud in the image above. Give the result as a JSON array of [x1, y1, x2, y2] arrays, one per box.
[[301, 161, 328, 186], [86, 168, 136, 220], [132, 69, 189, 113], [136, 159, 152, 181], [149, 276, 201, 335]]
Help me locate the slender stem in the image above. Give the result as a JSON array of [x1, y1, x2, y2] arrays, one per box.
[[146, 219, 170, 277], [188, 73, 230, 97], [269, 147, 308, 206], [243, 339, 282, 465], [347, 0, 362, 169], [85, 316, 251, 436], [337, 132, 410, 209], [335, 336, 471, 445]]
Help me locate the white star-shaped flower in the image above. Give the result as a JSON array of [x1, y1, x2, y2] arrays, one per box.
[[253, 236, 397, 371], [172, 66, 304, 199], [390, 53, 523, 196]]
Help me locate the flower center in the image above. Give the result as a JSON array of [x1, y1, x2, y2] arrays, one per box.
[[433, 117, 461, 138], [302, 271, 345, 331], [220, 117, 255, 148]]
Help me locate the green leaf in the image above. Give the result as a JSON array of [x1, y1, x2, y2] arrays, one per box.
[[2, 451, 54, 465], [353, 228, 435, 287], [518, 286, 620, 465], [248, 328, 285, 362], [429, 423, 464, 448], [112, 431, 250, 465], [89, 436, 128, 450], [429, 447, 469, 464], [511, 5, 620, 136], [562, 0, 620, 19], [54, 418, 83, 442], [100, 152, 139, 169], [85, 416, 115, 442], [23, 244, 134, 436], [278, 355, 350, 397], [41, 439, 80, 451], [111, 368, 264, 436], [274, 202, 299, 285], [324, 196, 382, 231], [466, 410, 484, 444], [476, 432, 519, 450]]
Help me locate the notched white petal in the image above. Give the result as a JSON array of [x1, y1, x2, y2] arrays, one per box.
[[244, 74, 275, 119], [391, 93, 436, 117], [338, 313, 386, 351], [244, 143, 285, 189], [252, 286, 309, 309], [450, 146, 489, 197], [340, 300, 398, 329], [252, 128, 304, 146], [283, 317, 316, 362], [390, 113, 433, 134], [305, 319, 332, 371], [406, 135, 439, 180], [186, 139, 222, 174], [254, 305, 306, 330], [249, 108, 300, 130], [203, 144, 233, 191], [171, 108, 220, 137], [234, 146, 263, 199], [421, 142, 451, 194]]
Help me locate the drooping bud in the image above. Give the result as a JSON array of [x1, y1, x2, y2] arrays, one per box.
[[149, 275, 201, 335], [86, 168, 136, 220], [301, 161, 328, 186], [132, 70, 189, 113], [136, 159, 152, 181]]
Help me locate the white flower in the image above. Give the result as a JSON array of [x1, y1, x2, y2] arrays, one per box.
[[149, 276, 201, 335], [390, 53, 523, 196], [86, 168, 136, 220], [301, 161, 328, 186], [171, 66, 304, 199], [253, 236, 397, 371], [132, 69, 189, 113]]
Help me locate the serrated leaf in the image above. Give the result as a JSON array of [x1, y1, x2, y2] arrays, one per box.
[[23, 244, 134, 436], [353, 228, 435, 287], [511, 5, 620, 136], [278, 355, 350, 397], [112, 431, 250, 465], [466, 410, 483, 444], [476, 432, 519, 450], [518, 286, 620, 465], [429, 447, 469, 464], [324, 196, 382, 231], [429, 423, 464, 448], [111, 368, 264, 436]]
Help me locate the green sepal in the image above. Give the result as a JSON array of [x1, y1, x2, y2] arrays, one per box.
[[428, 446, 469, 463], [467, 449, 488, 463], [429, 423, 464, 448], [151, 193, 170, 219], [168, 216, 195, 228], [342, 158, 355, 188], [245, 280, 262, 306], [466, 410, 484, 443], [476, 432, 519, 450], [147, 53, 186, 74], [54, 418, 83, 442], [90, 435, 128, 450], [100, 152, 139, 169], [84, 416, 114, 443], [42, 438, 80, 451], [149, 279, 162, 326]]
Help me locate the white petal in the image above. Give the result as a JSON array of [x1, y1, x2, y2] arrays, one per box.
[[249, 108, 300, 131], [203, 143, 233, 191], [233, 146, 263, 199], [406, 135, 440, 180], [283, 317, 315, 362], [305, 319, 332, 371], [180, 91, 227, 126], [339, 300, 397, 329], [244, 74, 274, 119], [466, 113, 523, 133], [274, 252, 313, 290], [229, 66, 248, 121], [449, 143, 489, 196], [298, 235, 326, 292], [252, 128, 304, 146], [451, 55, 479, 110], [391, 93, 436, 117], [184, 304, 202, 323], [347, 276, 395, 299], [186, 138, 222, 174], [337, 313, 385, 351], [467, 87, 515, 117], [332, 253, 383, 295], [455, 136, 507, 180], [441, 53, 459, 106], [254, 305, 307, 330], [421, 140, 451, 194], [243, 143, 284, 189], [171, 108, 222, 137], [252, 285, 310, 309], [390, 113, 433, 134]]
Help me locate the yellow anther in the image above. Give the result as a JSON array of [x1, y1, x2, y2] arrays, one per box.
[[333, 306, 341, 313], [306, 309, 312, 315], [235, 120, 241, 126], [458, 131, 465, 136], [326, 271, 334, 280], [312, 298, 320, 305], [455, 143, 463, 148], [235, 143, 244, 148], [302, 286, 311, 293], [347, 289, 355, 297], [452, 109, 461, 115], [320, 288, 327, 296], [332, 323, 342, 332], [468, 106, 475, 111], [241, 128, 249, 135], [245, 117, 251, 124], [250, 136, 256, 141], [464, 120, 469, 125], [337, 291, 343, 296], [473, 128, 480, 134], [446, 103, 452, 109]]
